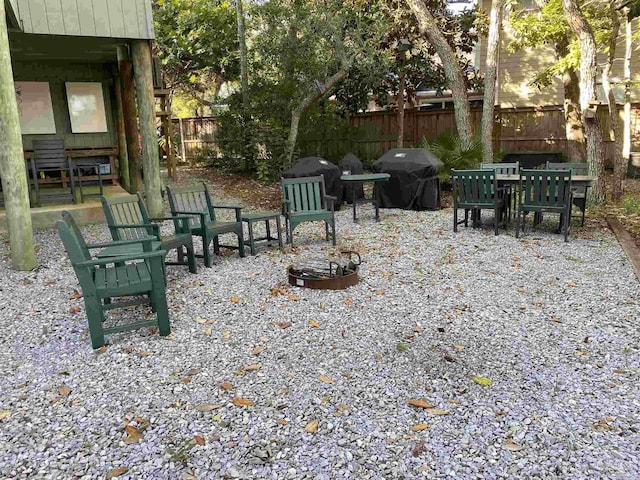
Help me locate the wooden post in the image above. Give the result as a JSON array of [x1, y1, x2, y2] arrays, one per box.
[[131, 40, 163, 217], [0, 5, 37, 270], [179, 117, 187, 162], [113, 73, 130, 191], [117, 46, 142, 193]]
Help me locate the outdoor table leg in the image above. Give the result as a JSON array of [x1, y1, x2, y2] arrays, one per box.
[[247, 220, 256, 255], [374, 183, 380, 222], [275, 216, 283, 249], [352, 185, 358, 223]]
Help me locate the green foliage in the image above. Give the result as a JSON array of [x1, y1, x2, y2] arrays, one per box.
[[623, 194, 640, 215], [421, 131, 484, 180]]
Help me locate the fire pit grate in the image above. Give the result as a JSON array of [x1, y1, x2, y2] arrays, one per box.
[[288, 251, 361, 290]]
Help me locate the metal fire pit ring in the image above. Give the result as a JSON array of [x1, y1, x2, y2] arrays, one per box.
[[288, 251, 360, 290]]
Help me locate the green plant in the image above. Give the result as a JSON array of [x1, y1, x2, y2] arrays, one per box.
[[421, 131, 484, 181], [397, 342, 409, 352], [166, 439, 197, 463], [623, 195, 640, 215]]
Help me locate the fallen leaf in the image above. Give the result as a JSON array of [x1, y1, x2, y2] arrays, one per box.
[[195, 317, 207, 324], [567, 281, 576, 287], [412, 439, 426, 457], [344, 297, 353, 306], [232, 397, 254, 407], [124, 425, 143, 444], [471, 376, 492, 386], [195, 403, 220, 412], [407, 399, 435, 409], [188, 369, 201, 376], [454, 344, 464, 351], [44, 279, 56, 285], [304, 420, 318, 433], [376, 289, 385, 295], [243, 364, 261, 371], [309, 320, 320, 328], [425, 408, 450, 415], [180, 377, 191, 384], [287, 294, 300, 301], [220, 382, 233, 391], [204, 327, 212, 336], [106, 467, 128, 479], [274, 321, 292, 329], [411, 423, 429, 432], [69, 290, 82, 300], [504, 438, 523, 451], [277, 419, 289, 425], [230, 296, 241, 303], [69, 306, 81, 314], [613, 369, 627, 374], [138, 351, 150, 357], [336, 404, 349, 411], [97, 346, 107, 354], [59, 386, 71, 397], [252, 346, 265, 356], [414, 326, 422, 333], [443, 354, 456, 362], [551, 316, 562, 323], [319, 375, 335, 384], [194, 435, 206, 446], [0, 409, 11, 420], [58, 370, 70, 375]]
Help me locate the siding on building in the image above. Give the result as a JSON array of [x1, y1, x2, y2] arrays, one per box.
[[477, 0, 640, 107], [13, 0, 154, 39]]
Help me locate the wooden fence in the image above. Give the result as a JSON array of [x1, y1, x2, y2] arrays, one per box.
[[173, 105, 640, 164]]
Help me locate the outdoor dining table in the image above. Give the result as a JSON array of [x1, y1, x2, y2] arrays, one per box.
[[496, 174, 595, 189], [340, 172, 390, 223]]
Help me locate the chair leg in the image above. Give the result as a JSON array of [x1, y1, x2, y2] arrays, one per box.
[[237, 229, 246, 258], [515, 208, 522, 238], [186, 240, 197, 274], [148, 258, 171, 337], [331, 220, 336, 246], [212, 237, 220, 255], [494, 206, 499, 235], [85, 296, 106, 349], [453, 206, 458, 232], [202, 235, 212, 267]]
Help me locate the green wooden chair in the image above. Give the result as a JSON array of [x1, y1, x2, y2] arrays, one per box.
[[451, 169, 507, 235], [547, 162, 589, 226], [281, 175, 336, 246], [166, 183, 245, 267], [101, 193, 197, 273], [58, 212, 170, 349], [481, 162, 519, 221], [515, 169, 573, 242]]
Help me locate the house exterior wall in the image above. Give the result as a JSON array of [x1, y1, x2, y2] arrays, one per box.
[[477, 0, 640, 107], [12, 59, 117, 150], [13, 0, 154, 39]]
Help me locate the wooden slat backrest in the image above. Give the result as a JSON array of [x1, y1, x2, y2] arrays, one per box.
[[102, 194, 151, 240], [282, 176, 324, 212], [167, 183, 214, 228], [452, 169, 495, 204], [58, 214, 95, 293], [481, 162, 519, 175], [520, 169, 571, 208], [33, 139, 68, 170]]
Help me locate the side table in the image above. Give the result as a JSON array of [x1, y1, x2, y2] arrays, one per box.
[[241, 212, 283, 255], [340, 173, 391, 223]]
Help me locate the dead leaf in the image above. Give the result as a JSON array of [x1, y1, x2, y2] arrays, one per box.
[[412, 439, 426, 457], [59, 386, 71, 397], [411, 423, 429, 432], [252, 346, 265, 356], [567, 281, 576, 287], [124, 425, 143, 444], [443, 354, 456, 362], [414, 326, 422, 333], [194, 435, 206, 446], [425, 408, 449, 415], [277, 419, 289, 425], [407, 399, 435, 409], [230, 296, 241, 303], [0, 409, 11, 420], [232, 397, 254, 407], [97, 346, 107, 354], [319, 375, 335, 384], [188, 369, 201, 376], [204, 327, 212, 336], [376, 289, 385, 295], [613, 369, 627, 374], [504, 438, 523, 451], [309, 320, 320, 328], [287, 294, 300, 301], [551, 316, 562, 323], [220, 382, 233, 391], [58, 370, 70, 375], [180, 377, 191, 384], [44, 279, 56, 285], [69, 290, 82, 300], [471, 376, 492, 386], [106, 467, 128, 479], [195, 403, 220, 412], [138, 351, 150, 357], [243, 364, 261, 371], [274, 321, 292, 329], [454, 344, 464, 351], [344, 297, 353, 306], [304, 420, 319, 433], [70, 306, 81, 314]]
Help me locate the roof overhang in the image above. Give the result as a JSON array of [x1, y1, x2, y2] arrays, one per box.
[[4, 0, 22, 31]]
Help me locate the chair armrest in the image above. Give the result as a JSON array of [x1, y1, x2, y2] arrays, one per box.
[[324, 195, 336, 212], [282, 199, 291, 215], [76, 250, 166, 267], [152, 215, 192, 234], [86, 236, 157, 249], [211, 204, 243, 210], [170, 210, 209, 226], [149, 215, 188, 222]]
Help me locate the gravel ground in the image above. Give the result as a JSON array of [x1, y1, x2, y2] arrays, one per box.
[[0, 197, 639, 480]]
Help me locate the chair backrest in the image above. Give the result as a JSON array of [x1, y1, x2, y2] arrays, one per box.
[[167, 183, 215, 228], [546, 162, 589, 175], [58, 213, 96, 292], [281, 175, 327, 212], [451, 169, 497, 205], [481, 162, 519, 175], [33, 139, 67, 171], [520, 169, 572, 207], [102, 194, 152, 240]]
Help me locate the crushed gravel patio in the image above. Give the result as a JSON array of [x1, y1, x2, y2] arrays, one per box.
[[0, 197, 638, 479]]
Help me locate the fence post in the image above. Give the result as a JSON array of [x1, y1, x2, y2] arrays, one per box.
[[179, 118, 186, 163]]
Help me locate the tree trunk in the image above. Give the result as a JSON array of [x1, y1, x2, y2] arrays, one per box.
[[0, 5, 37, 270], [408, 0, 473, 150], [397, 70, 405, 148], [622, 8, 632, 175], [132, 40, 163, 217], [236, 0, 250, 114], [481, 0, 503, 163], [556, 37, 586, 162], [604, 3, 624, 202], [562, 0, 605, 205], [284, 68, 348, 167], [118, 46, 142, 194], [113, 72, 130, 192]]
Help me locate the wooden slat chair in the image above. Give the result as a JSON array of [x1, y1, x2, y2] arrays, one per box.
[[547, 162, 589, 226], [166, 183, 245, 267], [58, 211, 170, 349], [481, 162, 519, 221], [281, 175, 337, 245], [451, 169, 507, 235], [31, 139, 77, 206], [101, 193, 197, 273], [515, 169, 573, 242]]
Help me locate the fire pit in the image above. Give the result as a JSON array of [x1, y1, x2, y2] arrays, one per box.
[[288, 251, 361, 290]]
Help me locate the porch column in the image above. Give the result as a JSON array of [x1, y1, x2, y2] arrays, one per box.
[[113, 70, 130, 192], [117, 46, 142, 193], [131, 40, 163, 217], [0, 5, 36, 270]]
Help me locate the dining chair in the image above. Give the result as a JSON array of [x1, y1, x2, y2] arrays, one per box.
[[547, 162, 589, 226], [451, 169, 508, 235], [481, 162, 519, 221]]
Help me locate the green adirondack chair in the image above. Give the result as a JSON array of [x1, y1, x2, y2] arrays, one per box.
[[451, 169, 507, 235], [166, 183, 245, 267], [58, 211, 170, 349], [515, 169, 573, 242], [481, 161, 519, 221], [281, 175, 337, 246], [101, 193, 197, 273], [547, 162, 589, 226]]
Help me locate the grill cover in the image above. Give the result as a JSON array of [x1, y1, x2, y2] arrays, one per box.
[[283, 157, 343, 207], [502, 152, 562, 169], [339, 153, 365, 203], [371, 148, 443, 210]]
